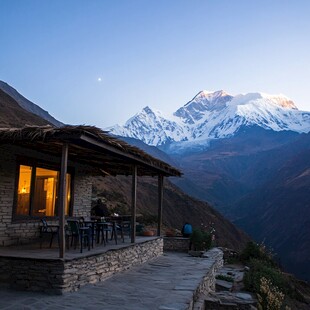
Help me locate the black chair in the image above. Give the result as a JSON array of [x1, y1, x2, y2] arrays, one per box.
[[82, 219, 96, 248], [67, 219, 91, 253], [111, 220, 131, 243], [120, 221, 131, 241], [95, 222, 106, 245], [39, 218, 59, 248], [96, 221, 117, 245]]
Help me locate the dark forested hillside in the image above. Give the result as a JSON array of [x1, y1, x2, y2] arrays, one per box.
[[92, 175, 250, 252], [0, 81, 62, 126], [0, 89, 50, 127], [234, 133, 310, 281], [166, 128, 310, 282], [170, 127, 301, 211], [116, 128, 310, 281]]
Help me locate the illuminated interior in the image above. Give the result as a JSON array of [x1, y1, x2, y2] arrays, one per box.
[[16, 165, 71, 217], [33, 167, 58, 216], [16, 165, 32, 215]]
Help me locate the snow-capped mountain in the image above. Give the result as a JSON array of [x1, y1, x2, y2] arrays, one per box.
[[107, 90, 310, 149], [109, 90, 310, 283]]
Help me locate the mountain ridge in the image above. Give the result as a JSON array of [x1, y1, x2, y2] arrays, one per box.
[[107, 90, 310, 152], [0, 81, 63, 127], [0, 88, 52, 128]]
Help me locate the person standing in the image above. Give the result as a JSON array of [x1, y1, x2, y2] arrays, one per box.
[[181, 222, 193, 237]]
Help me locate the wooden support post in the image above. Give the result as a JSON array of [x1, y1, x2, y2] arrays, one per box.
[[58, 143, 68, 258], [131, 165, 137, 243], [157, 174, 164, 236]]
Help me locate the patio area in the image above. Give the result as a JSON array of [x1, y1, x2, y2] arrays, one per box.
[[0, 249, 224, 310], [0, 236, 163, 294], [0, 125, 182, 295]]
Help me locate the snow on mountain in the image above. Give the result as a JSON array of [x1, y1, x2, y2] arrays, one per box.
[[174, 90, 234, 124], [108, 106, 186, 146], [107, 90, 310, 149]]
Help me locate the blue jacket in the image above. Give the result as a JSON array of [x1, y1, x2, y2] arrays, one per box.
[[182, 224, 193, 235]]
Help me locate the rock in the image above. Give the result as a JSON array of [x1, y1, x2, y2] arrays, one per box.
[[216, 279, 233, 291], [188, 250, 204, 257], [235, 292, 255, 301]]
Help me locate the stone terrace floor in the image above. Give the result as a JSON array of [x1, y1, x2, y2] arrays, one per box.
[[0, 235, 158, 260], [0, 249, 222, 310]]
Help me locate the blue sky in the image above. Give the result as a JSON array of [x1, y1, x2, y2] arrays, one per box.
[[1, 0, 310, 127]]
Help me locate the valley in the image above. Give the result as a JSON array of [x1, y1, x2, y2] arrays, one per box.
[[1, 81, 309, 282], [110, 89, 310, 282]]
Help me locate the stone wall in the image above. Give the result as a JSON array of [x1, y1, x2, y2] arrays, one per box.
[[0, 145, 95, 246], [194, 248, 224, 297], [0, 238, 163, 294], [0, 146, 20, 246], [192, 248, 224, 310], [72, 168, 93, 219], [163, 236, 191, 252]]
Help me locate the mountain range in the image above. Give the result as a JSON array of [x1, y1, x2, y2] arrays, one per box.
[[0, 80, 250, 253], [108, 90, 310, 153], [1, 80, 309, 282], [108, 90, 310, 282]]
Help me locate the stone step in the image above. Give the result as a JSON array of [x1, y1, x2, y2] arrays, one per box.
[[216, 279, 234, 291], [205, 291, 257, 309]]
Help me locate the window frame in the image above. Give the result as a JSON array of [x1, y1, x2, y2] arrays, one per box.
[[12, 157, 74, 221]]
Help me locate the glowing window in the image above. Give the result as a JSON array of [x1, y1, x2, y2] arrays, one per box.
[[16, 165, 32, 215], [16, 164, 71, 217]]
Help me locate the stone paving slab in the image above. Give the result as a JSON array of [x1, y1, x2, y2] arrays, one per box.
[[0, 249, 222, 310], [204, 263, 257, 308]]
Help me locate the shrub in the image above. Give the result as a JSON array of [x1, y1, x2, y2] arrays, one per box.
[[216, 274, 234, 282], [190, 228, 212, 251], [257, 277, 285, 310], [244, 258, 288, 294], [240, 241, 275, 267], [241, 242, 304, 307]]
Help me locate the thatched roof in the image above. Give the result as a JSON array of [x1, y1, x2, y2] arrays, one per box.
[[0, 125, 181, 177]]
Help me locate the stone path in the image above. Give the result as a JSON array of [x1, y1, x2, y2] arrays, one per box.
[[204, 264, 257, 309], [0, 249, 222, 310]]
